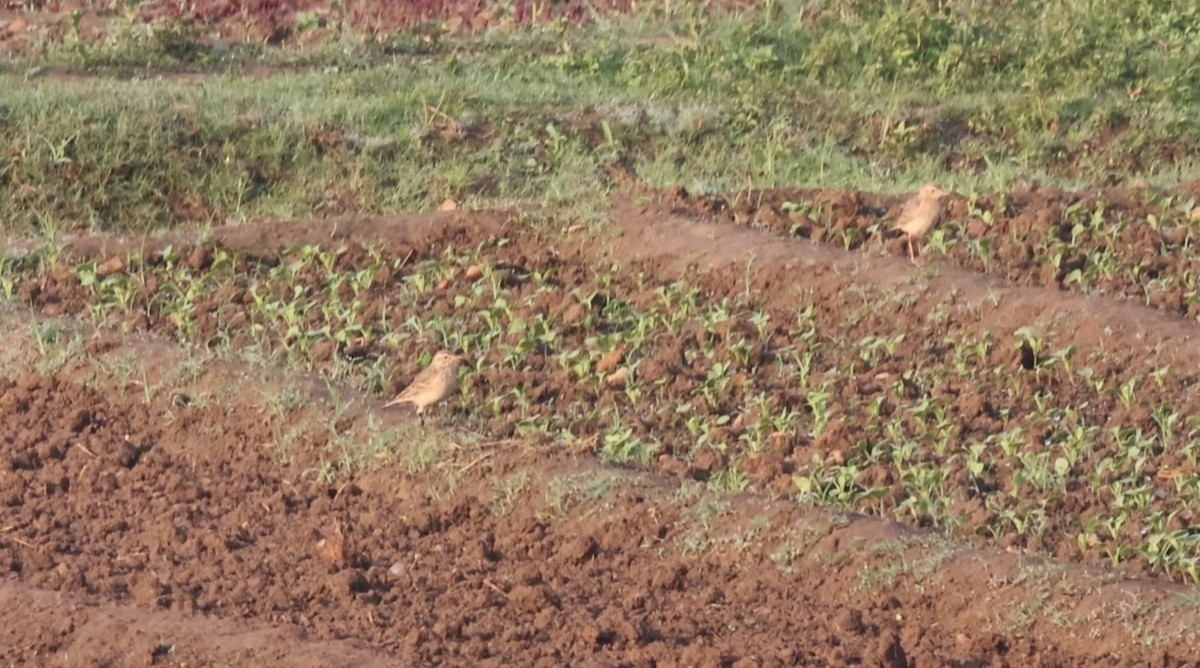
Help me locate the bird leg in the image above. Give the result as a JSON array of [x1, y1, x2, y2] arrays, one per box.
[[906, 237, 916, 264]]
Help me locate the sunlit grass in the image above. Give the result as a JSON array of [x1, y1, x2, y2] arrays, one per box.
[[3, 0, 1200, 236]]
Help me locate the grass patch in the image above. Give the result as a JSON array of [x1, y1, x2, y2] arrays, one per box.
[[4, 0, 1200, 235]]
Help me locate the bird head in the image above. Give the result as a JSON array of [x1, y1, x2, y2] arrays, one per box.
[[432, 350, 465, 370], [919, 184, 949, 201]]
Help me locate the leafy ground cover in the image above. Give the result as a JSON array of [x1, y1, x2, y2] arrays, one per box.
[[4, 0, 1200, 665]]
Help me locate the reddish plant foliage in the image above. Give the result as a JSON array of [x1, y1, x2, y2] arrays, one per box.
[[5, 1, 759, 36]]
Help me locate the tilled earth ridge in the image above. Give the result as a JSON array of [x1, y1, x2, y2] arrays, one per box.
[[9, 198, 1200, 582], [2, 324, 1200, 667], [0, 361, 979, 667], [658, 181, 1200, 322]]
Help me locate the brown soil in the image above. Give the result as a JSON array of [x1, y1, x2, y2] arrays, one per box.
[[6, 5, 1200, 665], [659, 181, 1200, 322], [14, 191, 1200, 565], [5, 185, 1200, 664], [2, 314, 1199, 668]]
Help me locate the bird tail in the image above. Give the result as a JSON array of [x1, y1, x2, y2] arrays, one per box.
[[383, 397, 414, 409]]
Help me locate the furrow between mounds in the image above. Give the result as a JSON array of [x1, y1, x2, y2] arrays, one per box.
[[0, 312, 1199, 666]]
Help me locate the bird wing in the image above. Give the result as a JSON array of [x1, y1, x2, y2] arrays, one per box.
[[384, 368, 436, 407], [892, 196, 924, 230]]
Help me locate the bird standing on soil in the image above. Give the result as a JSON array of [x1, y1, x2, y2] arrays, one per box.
[[384, 350, 464, 426], [893, 183, 949, 265]]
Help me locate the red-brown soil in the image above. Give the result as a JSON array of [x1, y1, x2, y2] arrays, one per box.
[[659, 181, 1200, 321], [5, 185, 1200, 665], [13, 192, 1200, 571], [6, 4, 1200, 664], [2, 315, 1199, 668]]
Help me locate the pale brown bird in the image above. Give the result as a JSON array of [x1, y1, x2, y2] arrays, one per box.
[[893, 184, 949, 265], [384, 350, 464, 426]]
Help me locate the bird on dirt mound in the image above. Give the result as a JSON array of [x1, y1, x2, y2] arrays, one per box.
[[893, 183, 949, 265], [384, 350, 464, 426]]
